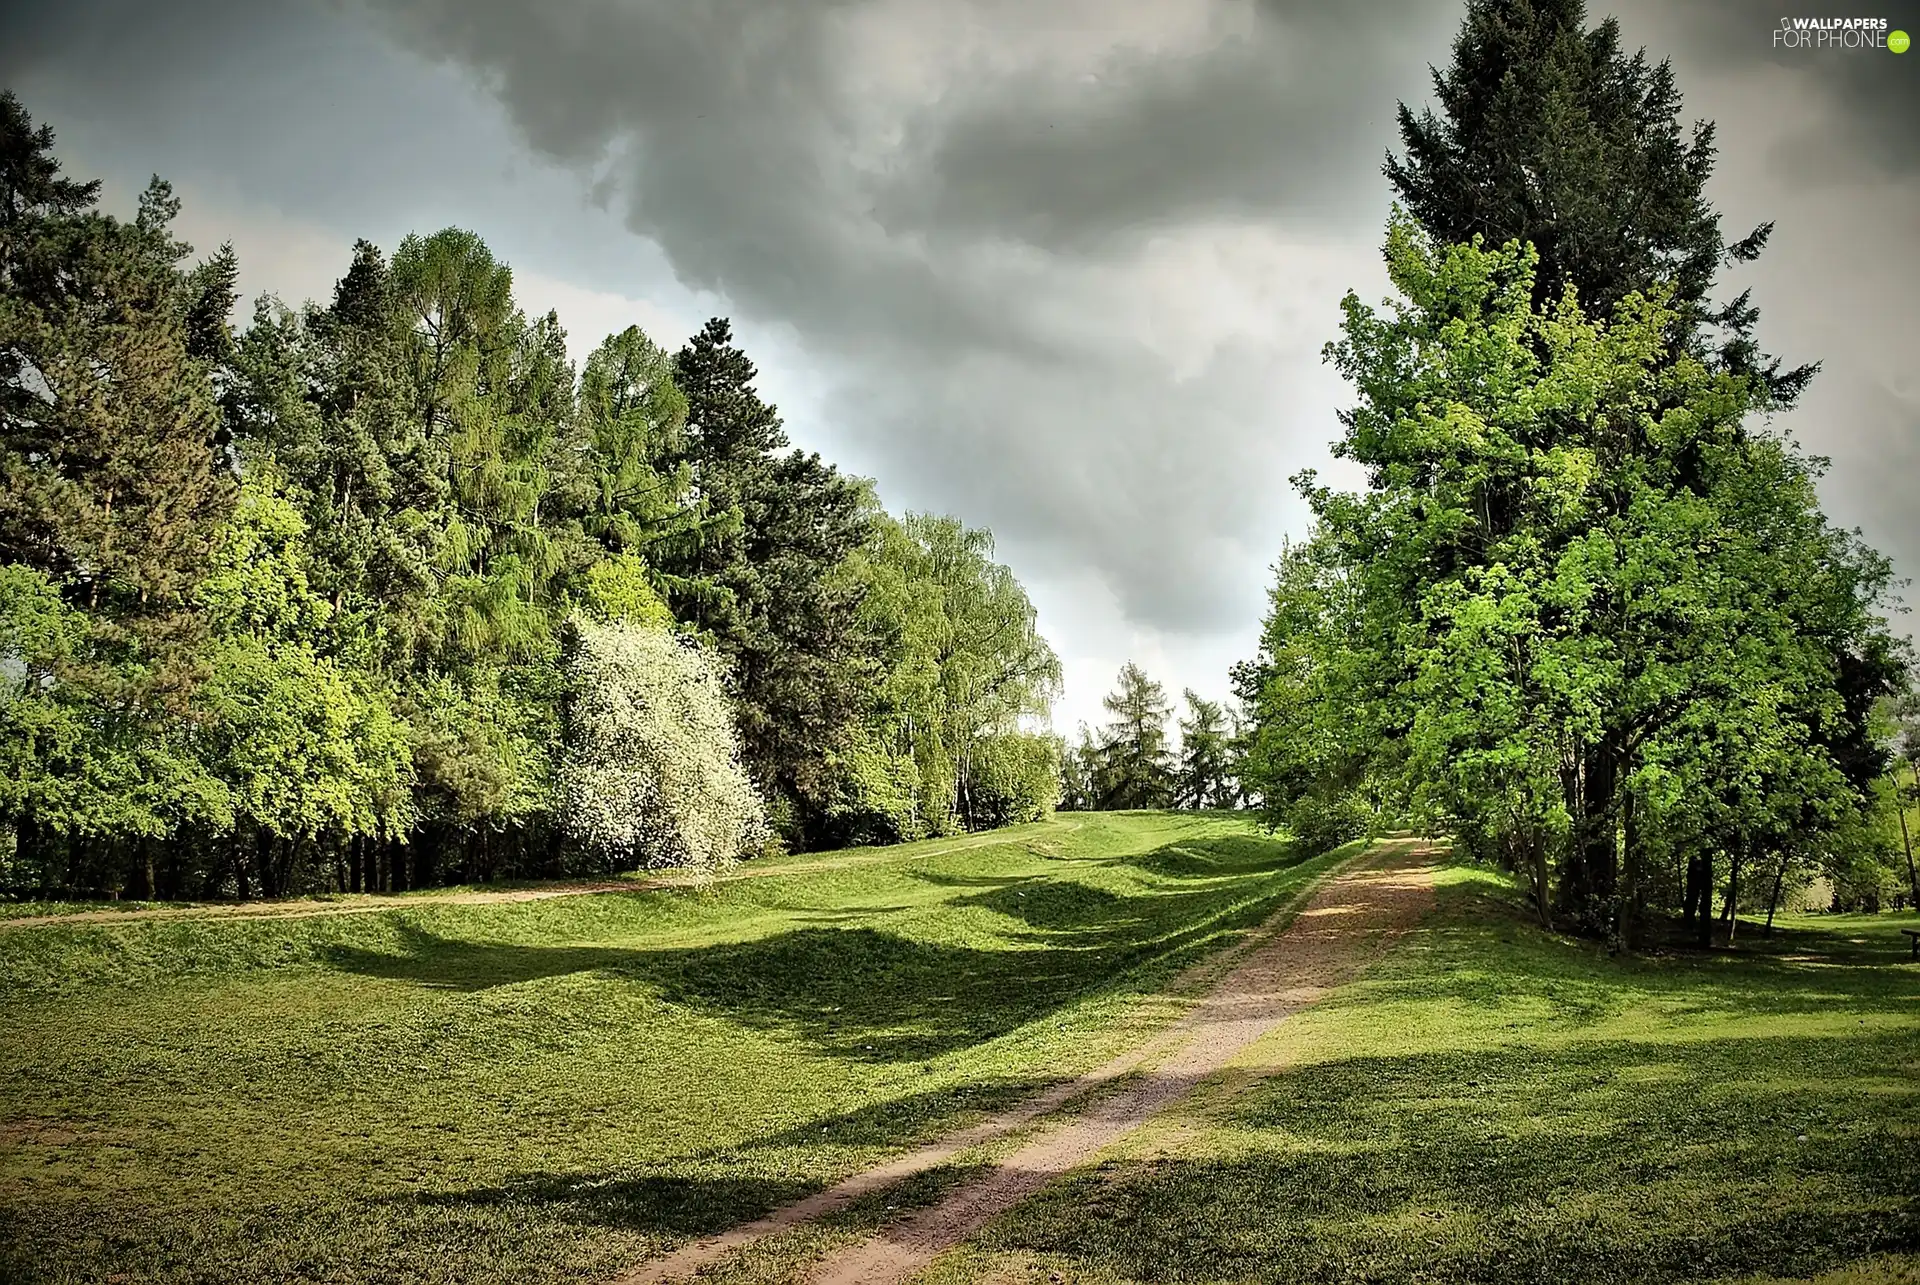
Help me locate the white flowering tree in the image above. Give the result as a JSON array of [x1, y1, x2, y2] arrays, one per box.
[[560, 617, 768, 874]]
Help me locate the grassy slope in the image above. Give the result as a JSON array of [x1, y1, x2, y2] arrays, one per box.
[[0, 812, 1343, 1285], [940, 863, 1920, 1285]]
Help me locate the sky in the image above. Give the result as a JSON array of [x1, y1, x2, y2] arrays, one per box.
[[3, 0, 1915, 737]]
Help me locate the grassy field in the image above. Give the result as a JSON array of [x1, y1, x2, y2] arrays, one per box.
[[930, 863, 1920, 1285], [7, 821, 1917, 1285], [0, 811, 1343, 1285]]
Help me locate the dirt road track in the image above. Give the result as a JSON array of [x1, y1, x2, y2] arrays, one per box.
[[617, 842, 1439, 1285]]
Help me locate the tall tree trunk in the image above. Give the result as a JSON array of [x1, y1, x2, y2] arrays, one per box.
[[1722, 849, 1743, 946], [1690, 853, 1715, 948], [1557, 761, 1588, 918], [1896, 768, 1918, 909], [131, 838, 156, 901], [1765, 852, 1788, 935], [1618, 787, 1642, 950], [256, 830, 277, 899], [1582, 735, 1619, 923]]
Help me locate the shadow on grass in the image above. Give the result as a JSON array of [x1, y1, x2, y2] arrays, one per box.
[[414, 1169, 813, 1237], [417, 1080, 1048, 1236], [972, 880, 1920, 1285], [984, 1027, 1920, 1285], [324, 833, 1327, 1062]]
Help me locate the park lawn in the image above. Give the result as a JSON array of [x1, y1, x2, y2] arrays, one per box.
[[0, 811, 1346, 1285], [935, 864, 1920, 1285]]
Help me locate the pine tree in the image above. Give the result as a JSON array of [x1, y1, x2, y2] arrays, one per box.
[[1386, 0, 1814, 403], [1094, 662, 1174, 810], [1175, 690, 1234, 810], [0, 95, 234, 691], [662, 318, 879, 843]]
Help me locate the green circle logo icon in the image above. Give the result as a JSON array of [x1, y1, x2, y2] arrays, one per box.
[[1892, 29, 1911, 52]]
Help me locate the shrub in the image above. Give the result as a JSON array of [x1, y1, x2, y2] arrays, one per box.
[[559, 617, 768, 873]]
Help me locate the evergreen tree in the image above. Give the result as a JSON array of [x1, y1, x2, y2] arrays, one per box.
[[0, 96, 235, 684], [1093, 662, 1174, 810], [662, 318, 879, 843], [1385, 0, 1814, 402], [1175, 690, 1235, 810]]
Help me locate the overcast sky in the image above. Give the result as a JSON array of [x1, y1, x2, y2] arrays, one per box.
[[4, 0, 1915, 735]]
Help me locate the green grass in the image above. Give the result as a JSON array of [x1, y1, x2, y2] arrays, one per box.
[[938, 864, 1920, 1285], [0, 811, 1344, 1285]]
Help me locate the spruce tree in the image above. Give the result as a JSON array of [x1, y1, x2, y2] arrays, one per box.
[[1386, 0, 1814, 403], [1094, 662, 1175, 810], [0, 94, 234, 690], [663, 318, 878, 843]]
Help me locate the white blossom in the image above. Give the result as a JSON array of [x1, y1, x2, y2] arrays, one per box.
[[560, 617, 769, 874]]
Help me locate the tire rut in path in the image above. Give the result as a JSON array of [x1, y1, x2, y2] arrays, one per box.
[[618, 842, 1439, 1285]]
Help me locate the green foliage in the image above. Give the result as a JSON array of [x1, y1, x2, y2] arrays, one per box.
[[1173, 690, 1237, 810], [1086, 662, 1176, 810], [1240, 212, 1905, 939], [1385, 0, 1813, 403], [832, 511, 1062, 842], [964, 731, 1063, 828], [657, 319, 880, 840], [0, 94, 1061, 897]]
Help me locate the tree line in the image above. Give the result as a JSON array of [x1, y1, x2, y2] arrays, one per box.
[[0, 91, 1063, 900], [1059, 662, 1246, 813], [1229, 0, 1919, 943]]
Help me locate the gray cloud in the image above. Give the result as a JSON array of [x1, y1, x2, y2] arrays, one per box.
[[3, 0, 1915, 729], [351, 0, 1460, 633]]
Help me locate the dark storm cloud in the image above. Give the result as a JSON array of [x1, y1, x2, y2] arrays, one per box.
[[1622, 0, 1920, 180], [352, 0, 1462, 632], [1604, 0, 1920, 631], [878, 4, 1454, 250], [3, 0, 1914, 719]]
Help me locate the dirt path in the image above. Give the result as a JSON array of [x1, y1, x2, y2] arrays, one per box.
[[616, 842, 1439, 1285], [0, 827, 1076, 932]]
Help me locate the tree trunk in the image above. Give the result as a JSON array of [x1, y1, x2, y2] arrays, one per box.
[[1618, 787, 1641, 950], [1584, 737, 1619, 920], [1764, 852, 1788, 936], [131, 839, 156, 901], [256, 830, 277, 899], [1696, 855, 1716, 948], [1896, 768, 1918, 909], [1557, 763, 1587, 918], [1722, 850, 1743, 946], [1529, 830, 1552, 929]]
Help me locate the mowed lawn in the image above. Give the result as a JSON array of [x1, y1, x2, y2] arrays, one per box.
[[0, 812, 1343, 1285], [932, 865, 1920, 1285]]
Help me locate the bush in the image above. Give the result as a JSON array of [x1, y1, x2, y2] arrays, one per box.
[[965, 732, 1063, 829], [1282, 792, 1372, 855], [559, 617, 768, 873]]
